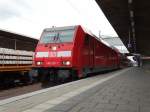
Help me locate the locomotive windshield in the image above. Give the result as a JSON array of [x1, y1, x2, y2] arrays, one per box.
[[40, 30, 75, 43]]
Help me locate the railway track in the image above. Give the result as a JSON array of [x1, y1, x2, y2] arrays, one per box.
[[0, 83, 42, 100], [0, 76, 77, 100]]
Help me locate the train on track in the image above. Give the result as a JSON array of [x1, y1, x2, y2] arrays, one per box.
[[0, 48, 35, 88], [0, 29, 38, 88], [33, 25, 123, 85]]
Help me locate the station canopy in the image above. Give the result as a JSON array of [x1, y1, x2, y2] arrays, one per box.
[[96, 0, 150, 56], [100, 36, 129, 53]]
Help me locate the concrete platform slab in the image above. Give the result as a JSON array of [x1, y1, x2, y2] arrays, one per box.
[[45, 67, 150, 112]]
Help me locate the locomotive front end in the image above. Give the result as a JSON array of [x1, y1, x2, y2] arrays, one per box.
[[33, 26, 77, 84], [34, 27, 76, 68]]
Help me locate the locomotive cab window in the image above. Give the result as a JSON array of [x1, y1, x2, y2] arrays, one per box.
[[40, 29, 75, 43]]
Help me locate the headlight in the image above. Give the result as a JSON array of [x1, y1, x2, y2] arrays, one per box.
[[66, 61, 70, 65], [63, 61, 71, 66], [37, 61, 43, 65]]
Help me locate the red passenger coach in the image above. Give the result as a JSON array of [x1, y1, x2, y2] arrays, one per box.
[[34, 25, 120, 85]]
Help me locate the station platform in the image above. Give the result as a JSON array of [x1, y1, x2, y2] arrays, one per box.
[[1, 66, 150, 112], [44, 67, 150, 112]]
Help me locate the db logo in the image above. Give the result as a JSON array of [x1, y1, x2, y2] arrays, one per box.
[[47, 62, 56, 65], [49, 52, 57, 57]]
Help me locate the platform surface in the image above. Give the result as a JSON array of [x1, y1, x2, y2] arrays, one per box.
[[44, 67, 150, 112]]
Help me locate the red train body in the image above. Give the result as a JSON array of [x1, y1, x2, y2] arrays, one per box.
[[34, 25, 120, 84]]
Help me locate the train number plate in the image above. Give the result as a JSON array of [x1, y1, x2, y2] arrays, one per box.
[[49, 52, 57, 57]]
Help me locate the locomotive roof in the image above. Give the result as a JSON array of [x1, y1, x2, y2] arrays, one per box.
[[44, 25, 77, 32], [82, 26, 121, 53], [43, 25, 96, 37], [81, 26, 96, 37], [82, 26, 116, 52]]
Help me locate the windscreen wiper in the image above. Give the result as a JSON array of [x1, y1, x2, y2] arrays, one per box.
[[56, 33, 62, 43]]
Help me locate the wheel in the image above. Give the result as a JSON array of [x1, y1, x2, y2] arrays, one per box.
[[40, 70, 50, 88], [70, 70, 78, 80]]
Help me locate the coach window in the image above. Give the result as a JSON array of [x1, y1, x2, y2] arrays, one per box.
[[84, 36, 89, 45]]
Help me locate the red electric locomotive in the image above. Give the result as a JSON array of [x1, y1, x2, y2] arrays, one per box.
[[34, 25, 120, 85]]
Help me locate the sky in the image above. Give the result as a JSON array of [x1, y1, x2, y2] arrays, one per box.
[[0, 0, 128, 53], [0, 0, 118, 39]]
